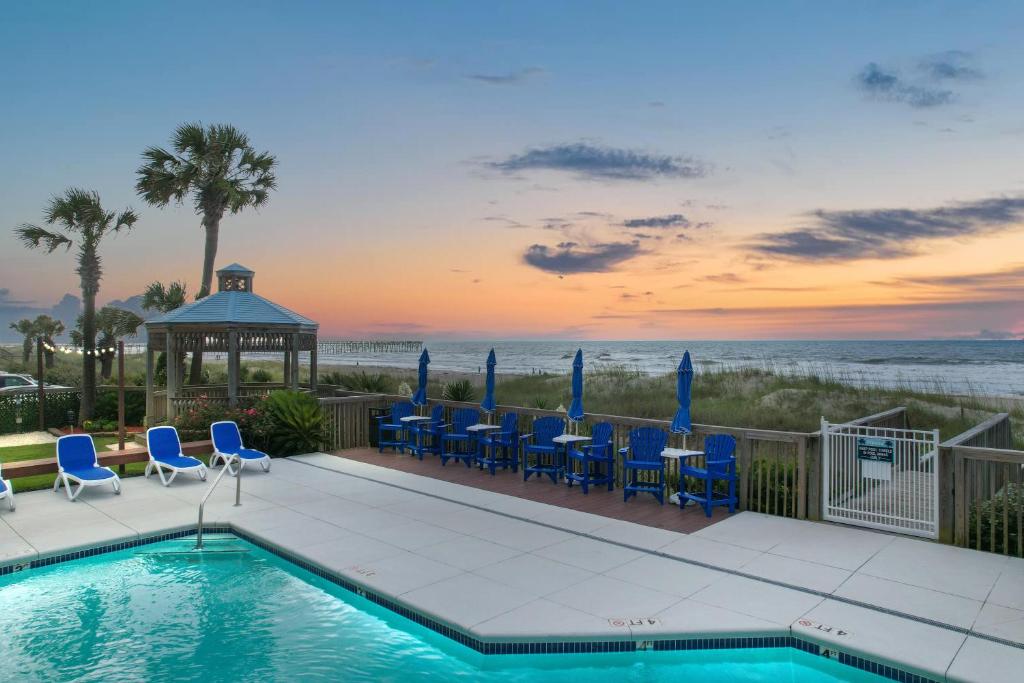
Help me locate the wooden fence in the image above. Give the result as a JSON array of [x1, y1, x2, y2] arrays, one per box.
[[941, 413, 1022, 556], [319, 393, 818, 520]]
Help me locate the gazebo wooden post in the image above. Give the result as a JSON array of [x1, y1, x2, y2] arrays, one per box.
[[290, 332, 300, 390], [227, 329, 239, 408], [310, 338, 318, 392], [145, 344, 155, 426], [283, 344, 291, 387], [166, 331, 179, 420]]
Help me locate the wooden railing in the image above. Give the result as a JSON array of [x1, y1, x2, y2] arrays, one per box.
[[941, 413, 1021, 555], [319, 393, 817, 519]]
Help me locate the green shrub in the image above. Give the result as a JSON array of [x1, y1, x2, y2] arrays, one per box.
[[101, 421, 117, 432], [172, 397, 274, 450], [265, 390, 324, 456], [94, 389, 146, 425], [337, 371, 394, 394], [252, 368, 273, 383], [82, 420, 98, 432], [442, 379, 475, 402], [968, 483, 1022, 555]]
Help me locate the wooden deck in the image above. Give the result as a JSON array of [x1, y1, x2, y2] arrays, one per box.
[[330, 448, 729, 534]]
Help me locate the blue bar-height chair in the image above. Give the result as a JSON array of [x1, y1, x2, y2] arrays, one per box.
[[440, 407, 480, 467], [679, 434, 738, 518], [566, 422, 614, 494], [376, 401, 414, 453], [521, 416, 565, 484], [477, 412, 519, 475], [408, 404, 445, 460], [622, 427, 669, 504]]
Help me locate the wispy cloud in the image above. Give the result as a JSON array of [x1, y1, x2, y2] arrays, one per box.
[[884, 264, 1024, 293], [623, 213, 689, 229], [522, 241, 643, 274], [919, 50, 983, 81], [856, 62, 953, 108], [699, 273, 745, 284], [466, 67, 546, 85], [487, 142, 710, 181], [751, 195, 1024, 261]]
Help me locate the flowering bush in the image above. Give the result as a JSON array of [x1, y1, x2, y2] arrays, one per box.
[[173, 396, 274, 451]]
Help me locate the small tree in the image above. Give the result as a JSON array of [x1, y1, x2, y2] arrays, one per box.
[[14, 189, 138, 421], [8, 318, 36, 363], [71, 307, 144, 379], [33, 315, 66, 368]]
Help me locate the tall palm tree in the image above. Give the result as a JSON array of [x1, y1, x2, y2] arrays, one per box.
[[32, 315, 66, 368], [142, 281, 188, 386], [135, 123, 277, 384], [8, 318, 37, 363], [70, 307, 144, 379], [14, 189, 138, 421]]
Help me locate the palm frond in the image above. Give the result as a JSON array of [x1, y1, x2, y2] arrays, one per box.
[[15, 224, 73, 252]]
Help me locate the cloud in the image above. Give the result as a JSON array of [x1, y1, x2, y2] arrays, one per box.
[[919, 51, 983, 81], [466, 67, 545, 85], [699, 273, 746, 284], [856, 62, 954, 108], [487, 142, 709, 181], [522, 241, 643, 274], [623, 213, 689, 229], [482, 215, 527, 229], [884, 264, 1024, 293], [751, 195, 1024, 261], [0, 288, 33, 307]]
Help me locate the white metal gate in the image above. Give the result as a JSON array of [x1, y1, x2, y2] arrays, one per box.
[[821, 419, 940, 538]]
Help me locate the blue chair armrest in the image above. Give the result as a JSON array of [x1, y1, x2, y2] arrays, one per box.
[[706, 458, 735, 467], [519, 433, 533, 442], [618, 447, 629, 456]]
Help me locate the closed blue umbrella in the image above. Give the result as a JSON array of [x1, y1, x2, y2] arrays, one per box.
[[481, 348, 497, 414], [412, 348, 430, 406], [670, 351, 693, 436], [567, 348, 584, 424]]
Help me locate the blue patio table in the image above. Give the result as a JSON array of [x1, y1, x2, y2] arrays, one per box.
[[553, 434, 591, 483], [466, 424, 501, 468], [662, 447, 704, 505]]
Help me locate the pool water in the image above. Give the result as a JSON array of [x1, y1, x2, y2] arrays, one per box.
[[0, 536, 884, 682]]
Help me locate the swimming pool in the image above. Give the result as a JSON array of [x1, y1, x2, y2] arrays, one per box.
[[0, 536, 885, 682]]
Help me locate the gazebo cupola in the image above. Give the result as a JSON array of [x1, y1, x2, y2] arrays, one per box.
[[144, 263, 319, 422]]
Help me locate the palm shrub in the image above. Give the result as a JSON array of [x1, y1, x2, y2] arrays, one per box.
[[252, 368, 273, 383], [265, 390, 324, 456], [338, 371, 394, 394], [442, 379, 476, 402]]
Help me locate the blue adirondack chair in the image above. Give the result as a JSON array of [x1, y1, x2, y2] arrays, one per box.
[[679, 434, 738, 517], [408, 404, 445, 460], [477, 412, 519, 475], [376, 401, 414, 453], [621, 427, 669, 504], [440, 407, 480, 467], [566, 422, 614, 494], [521, 416, 565, 484]]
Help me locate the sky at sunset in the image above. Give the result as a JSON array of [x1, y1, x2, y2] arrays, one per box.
[[2, 1, 1023, 340]]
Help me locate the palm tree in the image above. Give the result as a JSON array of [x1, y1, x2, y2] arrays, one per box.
[[135, 123, 277, 384], [14, 189, 138, 421], [32, 315, 66, 368], [141, 281, 188, 386], [8, 318, 37, 363], [70, 307, 144, 379]]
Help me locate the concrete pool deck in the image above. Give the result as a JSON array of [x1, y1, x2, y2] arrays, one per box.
[[0, 453, 1021, 682]]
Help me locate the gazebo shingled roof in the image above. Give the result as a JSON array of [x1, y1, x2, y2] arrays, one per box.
[[144, 263, 319, 422]]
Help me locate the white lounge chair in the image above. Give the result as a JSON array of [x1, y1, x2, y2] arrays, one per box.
[[0, 461, 14, 510], [210, 420, 271, 474], [145, 426, 207, 486], [53, 434, 121, 501]]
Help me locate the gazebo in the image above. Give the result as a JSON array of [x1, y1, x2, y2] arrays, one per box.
[[145, 263, 319, 422]]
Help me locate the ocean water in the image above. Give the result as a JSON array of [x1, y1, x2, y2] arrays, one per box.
[[0, 536, 884, 682], [319, 340, 1024, 397]]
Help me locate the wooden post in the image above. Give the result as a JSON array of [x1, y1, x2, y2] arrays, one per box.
[[290, 333, 300, 390], [939, 445, 956, 544], [310, 340, 318, 392], [166, 332, 178, 420], [145, 346, 154, 426], [117, 341, 126, 474], [283, 349, 291, 387], [227, 330, 239, 408], [796, 436, 807, 519], [36, 336, 46, 431]]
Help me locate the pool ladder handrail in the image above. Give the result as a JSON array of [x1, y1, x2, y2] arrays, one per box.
[[196, 454, 242, 550]]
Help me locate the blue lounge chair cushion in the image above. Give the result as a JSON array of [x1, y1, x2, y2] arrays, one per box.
[[58, 434, 100, 471], [0, 479, 6, 492], [63, 467, 116, 481], [236, 448, 268, 460], [155, 455, 204, 469]]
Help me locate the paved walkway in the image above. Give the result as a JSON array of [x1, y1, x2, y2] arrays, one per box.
[[0, 453, 1020, 683]]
